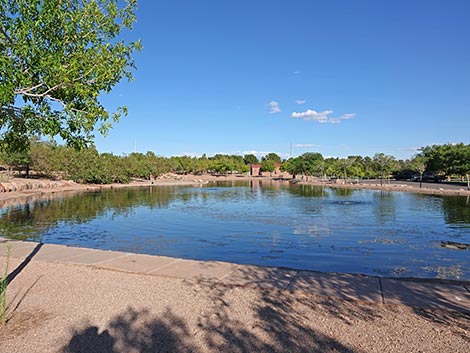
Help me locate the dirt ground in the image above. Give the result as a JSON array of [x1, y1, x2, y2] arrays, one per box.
[[0, 257, 469, 353]]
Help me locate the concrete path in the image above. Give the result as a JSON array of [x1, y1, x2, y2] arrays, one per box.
[[1, 238, 469, 313]]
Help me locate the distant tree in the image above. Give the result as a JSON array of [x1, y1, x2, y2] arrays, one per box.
[[373, 153, 396, 185], [410, 155, 427, 188], [420, 144, 452, 176], [262, 153, 282, 163], [194, 155, 209, 175], [0, 146, 31, 176], [444, 143, 470, 190], [324, 158, 340, 178], [30, 140, 63, 178], [260, 160, 276, 176], [338, 157, 356, 180], [298, 152, 323, 176], [243, 154, 259, 165]]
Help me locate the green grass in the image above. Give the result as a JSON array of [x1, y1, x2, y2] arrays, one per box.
[[0, 244, 11, 326]]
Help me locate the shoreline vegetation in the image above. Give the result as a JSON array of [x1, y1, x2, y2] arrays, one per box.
[[1, 141, 469, 208], [0, 173, 469, 208], [1, 141, 469, 191]]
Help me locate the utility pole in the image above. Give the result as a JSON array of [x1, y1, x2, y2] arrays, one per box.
[[290, 143, 293, 158]]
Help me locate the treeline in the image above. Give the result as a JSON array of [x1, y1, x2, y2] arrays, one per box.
[[281, 143, 470, 188], [0, 141, 469, 187], [0, 141, 253, 183]]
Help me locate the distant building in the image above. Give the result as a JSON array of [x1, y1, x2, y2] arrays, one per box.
[[250, 164, 261, 176], [250, 163, 287, 177]]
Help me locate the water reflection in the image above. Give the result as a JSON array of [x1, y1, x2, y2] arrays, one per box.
[[441, 195, 470, 227], [329, 187, 354, 197], [373, 191, 397, 224], [0, 186, 176, 240]]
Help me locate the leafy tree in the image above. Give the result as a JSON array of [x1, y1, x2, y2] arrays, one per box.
[[420, 144, 452, 176], [194, 154, 209, 175], [324, 158, 340, 178], [298, 152, 323, 176], [262, 153, 282, 163], [125, 152, 153, 179], [0, 144, 31, 175], [100, 152, 129, 183], [338, 157, 356, 180], [444, 143, 470, 190], [0, 0, 141, 150], [260, 159, 276, 175], [30, 140, 63, 178], [373, 153, 396, 185], [243, 154, 259, 165], [410, 155, 427, 188]]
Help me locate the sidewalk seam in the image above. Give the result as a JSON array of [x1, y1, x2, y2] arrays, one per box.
[[84, 252, 133, 265], [216, 265, 241, 282], [146, 258, 182, 274]]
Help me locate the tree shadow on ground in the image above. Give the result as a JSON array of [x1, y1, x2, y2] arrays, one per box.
[[412, 308, 470, 343], [61, 263, 470, 353], [199, 286, 360, 353], [62, 307, 197, 353]]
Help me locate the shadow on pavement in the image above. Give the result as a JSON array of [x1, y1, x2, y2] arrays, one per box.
[[6, 242, 43, 285], [62, 307, 197, 353]]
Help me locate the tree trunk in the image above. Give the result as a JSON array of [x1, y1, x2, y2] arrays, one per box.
[[467, 174, 469, 191]]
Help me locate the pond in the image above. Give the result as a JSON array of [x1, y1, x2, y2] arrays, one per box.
[[1, 180, 470, 280]]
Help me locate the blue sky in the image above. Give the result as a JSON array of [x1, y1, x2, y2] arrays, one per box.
[[95, 0, 470, 160]]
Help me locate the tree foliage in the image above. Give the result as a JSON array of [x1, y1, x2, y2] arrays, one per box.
[[261, 153, 281, 163], [0, 0, 141, 150], [260, 159, 275, 174], [2, 142, 470, 187], [243, 154, 258, 165]]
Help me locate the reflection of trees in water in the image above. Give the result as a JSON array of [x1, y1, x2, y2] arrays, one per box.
[[441, 196, 470, 226], [329, 187, 354, 197], [0, 187, 175, 241], [287, 184, 328, 198], [373, 191, 396, 224]]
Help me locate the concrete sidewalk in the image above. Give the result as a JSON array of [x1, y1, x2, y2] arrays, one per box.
[[1, 238, 469, 312]]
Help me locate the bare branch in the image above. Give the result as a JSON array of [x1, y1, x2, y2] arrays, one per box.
[[14, 83, 46, 95]]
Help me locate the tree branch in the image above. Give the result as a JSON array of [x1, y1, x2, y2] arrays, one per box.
[[0, 26, 13, 45]]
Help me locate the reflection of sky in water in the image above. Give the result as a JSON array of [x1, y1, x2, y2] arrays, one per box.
[[1, 181, 470, 280]]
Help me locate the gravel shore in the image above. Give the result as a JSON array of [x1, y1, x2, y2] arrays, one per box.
[[0, 256, 469, 353]]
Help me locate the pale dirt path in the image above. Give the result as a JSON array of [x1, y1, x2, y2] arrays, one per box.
[[0, 257, 469, 353]]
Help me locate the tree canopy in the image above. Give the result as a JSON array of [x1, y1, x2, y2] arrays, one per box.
[[261, 153, 282, 163], [0, 0, 141, 151]]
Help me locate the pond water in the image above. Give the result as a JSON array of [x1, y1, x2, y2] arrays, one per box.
[[1, 180, 470, 280]]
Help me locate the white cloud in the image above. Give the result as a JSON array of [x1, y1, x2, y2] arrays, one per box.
[[267, 101, 281, 114], [291, 109, 356, 124], [293, 71, 301, 75], [292, 144, 320, 148], [295, 99, 306, 105]]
